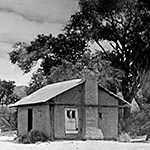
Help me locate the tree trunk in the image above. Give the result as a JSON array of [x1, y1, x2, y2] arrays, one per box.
[[122, 80, 139, 119]]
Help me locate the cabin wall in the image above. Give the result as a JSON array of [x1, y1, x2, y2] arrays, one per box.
[[52, 85, 83, 139], [33, 103, 51, 137], [98, 88, 119, 139], [17, 103, 50, 137], [98, 88, 118, 106], [98, 107, 118, 139], [18, 107, 28, 136]]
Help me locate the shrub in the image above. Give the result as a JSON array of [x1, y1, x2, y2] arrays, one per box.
[[118, 132, 131, 142], [122, 105, 150, 138], [28, 129, 48, 143], [15, 135, 30, 144], [15, 130, 49, 144], [0, 106, 17, 131]]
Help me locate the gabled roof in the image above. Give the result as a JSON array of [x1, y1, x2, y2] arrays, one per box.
[[10, 78, 85, 107], [98, 84, 131, 106], [10, 77, 130, 108]]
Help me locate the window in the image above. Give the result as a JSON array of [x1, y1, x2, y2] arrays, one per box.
[[99, 113, 102, 120], [65, 108, 78, 134]]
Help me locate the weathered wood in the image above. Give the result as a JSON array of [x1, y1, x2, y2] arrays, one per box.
[[131, 135, 147, 142], [50, 103, 125, 108]]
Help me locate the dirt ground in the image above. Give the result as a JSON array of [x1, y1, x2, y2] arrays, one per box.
[[0, 133, 150, 150]]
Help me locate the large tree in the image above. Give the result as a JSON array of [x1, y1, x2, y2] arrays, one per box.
[[64, 0, 150, 103], [0, 80, 27, 131], [9, 33, 88, 75], [27, 51, 124, 95]]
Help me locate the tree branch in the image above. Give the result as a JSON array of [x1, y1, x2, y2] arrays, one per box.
[[110, 13, 122, 43], [95, 40, 109, 57], [110, 42, 122, 53], [122, 12, 134, 42], [0, 111, 17, 130]]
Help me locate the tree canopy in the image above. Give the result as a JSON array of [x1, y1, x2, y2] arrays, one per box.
[[27, 51, 124, 95], [64, 0, 150, 102], [8, 0, 150, 105], [0, 80, 19, 105], [9, 33, 88, 75]]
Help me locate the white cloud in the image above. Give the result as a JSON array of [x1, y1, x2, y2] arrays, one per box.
[[0, 11, 63, 45], [0, 43, 31, 85], [0, 11, 63, 85], [0, 0, 78, 23], [0, 58, 31, 85], [0, 0, 79, 85]]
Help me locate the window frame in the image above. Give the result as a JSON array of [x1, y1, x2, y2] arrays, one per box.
[[65, 108, 79, 134]]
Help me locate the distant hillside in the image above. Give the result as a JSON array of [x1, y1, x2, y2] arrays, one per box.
[[13, 86, 28, 99]]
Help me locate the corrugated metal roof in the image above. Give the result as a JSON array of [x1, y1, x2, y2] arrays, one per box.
[[10, 78, 84, 107]]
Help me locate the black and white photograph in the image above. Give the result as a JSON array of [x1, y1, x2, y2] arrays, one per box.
[[0, 0, 150, 149]]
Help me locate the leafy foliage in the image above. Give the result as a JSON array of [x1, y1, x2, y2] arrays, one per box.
[[0, 80, 25, 132], [0, 80, 19, 105], [9, 33, 88, 75], [28, 129, 49, 143], [13, 86, 28, 99], [10, 0, 147, 105], [64, 0, 150, 102], [0, 106, 17, 131], [16, 129, 49, 144], [27, 52, 124, 94], [123, 105, 150, 137], [27, 68, 49, 95]]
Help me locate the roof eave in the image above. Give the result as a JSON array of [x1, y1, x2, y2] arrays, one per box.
[[98, 84, 131, 107], [10, 78, 86, 108]]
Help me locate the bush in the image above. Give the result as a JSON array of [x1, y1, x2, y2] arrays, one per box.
[[0, 106, 17, 131], [122, 105, 150, 138], [118, 132, 131, 142], [16, 130, 49, 144], [28, 129, 48, 143], [15, 135, 30, 144]]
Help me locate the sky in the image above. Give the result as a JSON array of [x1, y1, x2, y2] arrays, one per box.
[[0, 0, 79, 85]]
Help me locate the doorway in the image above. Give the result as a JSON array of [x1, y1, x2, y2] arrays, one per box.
[[28, 109, 33, 132]]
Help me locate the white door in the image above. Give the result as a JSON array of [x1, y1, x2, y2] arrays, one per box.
[[65, 108, 78, 134]]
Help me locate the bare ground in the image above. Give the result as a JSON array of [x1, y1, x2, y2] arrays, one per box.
[[0, 133, 150, 150]]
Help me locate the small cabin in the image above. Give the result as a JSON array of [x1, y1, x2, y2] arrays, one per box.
[[11, 70, 130, 140]]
